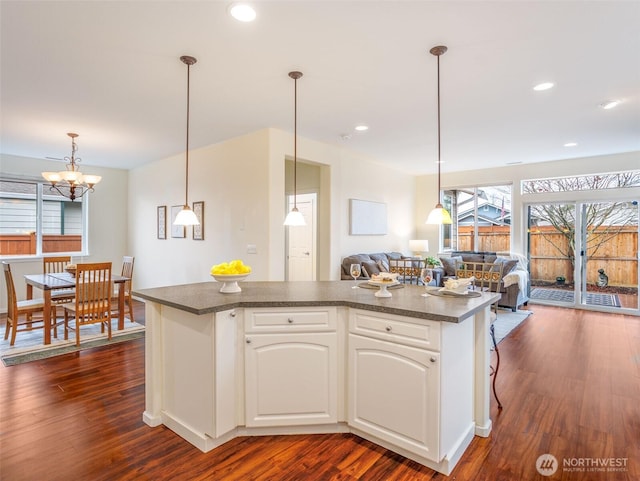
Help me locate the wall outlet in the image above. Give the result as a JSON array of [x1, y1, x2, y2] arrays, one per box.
[[247, 244, 257, 254]]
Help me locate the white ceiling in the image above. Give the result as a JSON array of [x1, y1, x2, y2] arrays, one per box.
[[1, 0, 639, 175]]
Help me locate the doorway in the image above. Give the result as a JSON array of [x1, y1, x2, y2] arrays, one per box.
[[527, 200, 639, 313], [286, 193, 316, 281]]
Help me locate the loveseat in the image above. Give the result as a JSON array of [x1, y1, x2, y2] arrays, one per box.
[[437, 251, 529, 311]]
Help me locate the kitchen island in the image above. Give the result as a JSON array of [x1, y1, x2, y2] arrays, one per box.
[[134, 281, 500, 476]]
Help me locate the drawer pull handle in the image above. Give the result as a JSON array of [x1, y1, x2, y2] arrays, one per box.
[[385, 326, 392, 332], [230, 311, 236, 318], [430, 357, 437, 363], [288, 318, 294, 324], [246, 338, 252, 344]]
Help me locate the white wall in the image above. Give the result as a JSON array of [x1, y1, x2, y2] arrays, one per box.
[[129, 128, 417, 289], [129, 129, 271, 289], [267, 129, 416, 281], [0, 153, 129, 308], [4, 145, 636, 304], [414, 151, 640, 256]]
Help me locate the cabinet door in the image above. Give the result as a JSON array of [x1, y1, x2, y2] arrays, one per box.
[[245, 332, 337, 427], [348, 333, 441, 461]]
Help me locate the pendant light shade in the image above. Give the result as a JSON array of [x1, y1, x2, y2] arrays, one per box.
[[284, 71, 306, 227], [283, 208, 306, 226], [426, 46, 452, 225], [174, 55, 200, 227]]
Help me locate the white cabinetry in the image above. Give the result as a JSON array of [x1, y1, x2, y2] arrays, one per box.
[[348, 310, 441, 461], [244, 307, 338, 427], [348, 308, 476, 472]]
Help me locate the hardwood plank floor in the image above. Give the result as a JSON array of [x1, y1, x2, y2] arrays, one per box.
[[1, 302, 638, 480]]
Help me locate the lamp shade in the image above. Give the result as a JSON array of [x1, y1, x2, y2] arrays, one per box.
[[173, 206, 200, 226], [284, 208, 305, 226], [426, 205, 453, 225], [409, 239, 429, 253]]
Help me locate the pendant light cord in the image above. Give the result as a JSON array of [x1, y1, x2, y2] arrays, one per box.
[[185, 61, 191, 208], [436, 52, 441, 200], [293, 74, 298, 209]]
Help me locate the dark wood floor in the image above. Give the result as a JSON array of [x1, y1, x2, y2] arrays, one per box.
[[1, 302, 638, 480]]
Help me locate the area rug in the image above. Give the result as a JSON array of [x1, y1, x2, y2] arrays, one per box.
[[530, 288, 621, 307], [1, 318, 145, 366], [492, 309, 532, 345]]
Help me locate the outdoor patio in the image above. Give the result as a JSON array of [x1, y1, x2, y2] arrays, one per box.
[[529, 282, 637, 309]]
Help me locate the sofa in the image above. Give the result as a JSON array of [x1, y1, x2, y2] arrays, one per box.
[[340, 252, 431, 284], [436, 251, 529, 312]]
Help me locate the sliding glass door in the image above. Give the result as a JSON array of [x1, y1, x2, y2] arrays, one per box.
[[579, 201, 638, 310], [528, 200, 639, 313]]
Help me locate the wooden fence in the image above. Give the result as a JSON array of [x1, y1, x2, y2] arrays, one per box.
[[458, 225, 638, 287], [0, 233, 82, 255]]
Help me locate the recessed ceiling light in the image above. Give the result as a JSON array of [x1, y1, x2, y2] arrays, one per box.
[[600, 100, 620, 110], [355, 125, 369, 132], [564, 142, 578, 147], [533, 82, 554, 91], [229, 3, 256, 22]]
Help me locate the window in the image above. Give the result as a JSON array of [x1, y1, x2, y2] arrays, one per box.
[[522, 170, 640, 194], [0, 178, 86, 257], [442, 184, 512, 253]]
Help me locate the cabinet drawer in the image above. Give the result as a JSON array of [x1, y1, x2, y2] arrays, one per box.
[[349, 310, 440, 351], [245, 307, 336, 333]]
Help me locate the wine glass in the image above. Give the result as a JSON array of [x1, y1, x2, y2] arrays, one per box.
[[350, 263, 362, 289], [420, 267, 433, 297]]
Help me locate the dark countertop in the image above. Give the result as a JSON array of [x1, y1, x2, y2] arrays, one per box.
[[134, 281, 500, 324]]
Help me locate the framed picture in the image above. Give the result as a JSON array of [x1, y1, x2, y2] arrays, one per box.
[[171, 205, 186, 238], [193, 201, 204, 240], [157, 205, 167, 239]]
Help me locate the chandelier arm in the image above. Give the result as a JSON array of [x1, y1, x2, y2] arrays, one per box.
[[46, 183, 84, 202]]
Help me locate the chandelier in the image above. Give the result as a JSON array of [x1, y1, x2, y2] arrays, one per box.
[[42, 133, 101, 201]]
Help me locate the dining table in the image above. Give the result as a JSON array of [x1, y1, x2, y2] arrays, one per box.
[[24, 272, 130, 345]]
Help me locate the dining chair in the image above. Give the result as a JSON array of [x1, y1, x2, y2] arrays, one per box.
[[3, 262, 56, 346], [456, 261, 505, 409], [388, 258, 426, 285], [111, 256, 135, 323], [43, 255, 76, 307], [62, 262, 112, 347], [43, 256, 71, 274]]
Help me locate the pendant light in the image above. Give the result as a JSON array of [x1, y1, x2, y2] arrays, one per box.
[[283, 71, 306, 226], [426, 46, 453, 225], [173, 55, 200, 227]]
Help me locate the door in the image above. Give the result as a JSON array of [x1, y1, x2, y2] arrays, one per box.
[[286, 193, 316, 281], [527, 200, 639, 312], [244, 332, 338, 427], [579, 200, 639, 311], [348, 333, 440, 461]]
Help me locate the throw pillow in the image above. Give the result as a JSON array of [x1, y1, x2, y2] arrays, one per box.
[[494, 257, 518, 275], [362, 260, 381, 277], [440, 256, 462, 276]]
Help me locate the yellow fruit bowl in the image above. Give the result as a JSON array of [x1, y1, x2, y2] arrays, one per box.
[[211, 273, 250, 293]]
